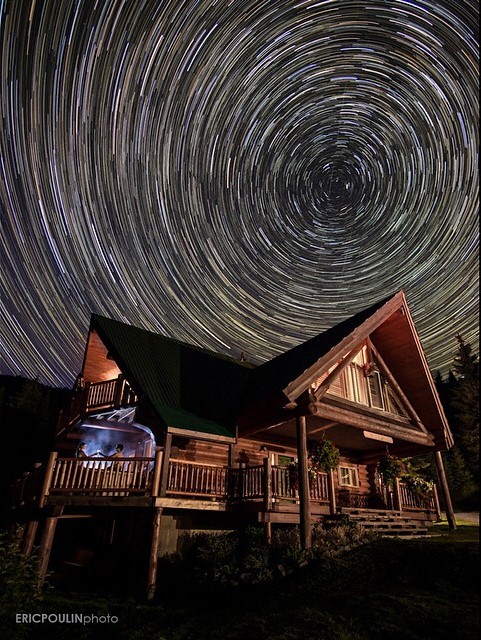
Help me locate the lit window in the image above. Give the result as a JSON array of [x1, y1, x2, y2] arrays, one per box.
[[338, 466, 359, 487]]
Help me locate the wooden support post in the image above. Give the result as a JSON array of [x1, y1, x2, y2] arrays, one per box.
[[39, 452, 58, 508], [114, 374, 124, 406], [228, 443, 235, 468], [159, 433, 172, 497], [22, 520, 39, 556], [80, 382, 91, 414], [37, 517, 58, 586], [147, 507, 162, 600], [151, 447, 163, 497], [264, 521, 272, 544], [263, 456, 272, 512], [432, 483, 442, 521], [296, 416, 312, 549], [434, 451, 456, 530], [327, 469, 337, 515], [393, 477, 403, 512]]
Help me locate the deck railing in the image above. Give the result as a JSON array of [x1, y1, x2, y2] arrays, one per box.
[[398, 481, 436, 511], [271, 466, 329, 502], [9, 463, 45, 507], [11, 454, 438, 516], [167, 459, 228, 498], [58, 375, 138, 430], [49, 457, 154, 495]]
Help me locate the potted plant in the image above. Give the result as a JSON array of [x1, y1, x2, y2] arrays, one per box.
[[378, 454, 404, 489], [308, 439, 340, 472], [401, 474, 434, 504], [286, 460, 317, 493]]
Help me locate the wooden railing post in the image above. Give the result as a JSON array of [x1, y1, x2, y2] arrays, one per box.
[[39, 452, 58, 508], [393, 477, 403, 512], [327, 469, 337, 515], [80, 382, 91, 414], [159, 433, 172, 497], [114, 374, 124, 406], [263, 457, 272, 511], [151, 448, 163, 497], [432, 483, 442, 521]]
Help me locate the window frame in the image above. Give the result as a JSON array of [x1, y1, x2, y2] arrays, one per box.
[[338, 465, 359, 488]]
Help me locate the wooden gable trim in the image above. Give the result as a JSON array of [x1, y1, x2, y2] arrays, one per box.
[[282, 292, 405, 402], [368, 340, 429, 435], [311, 345, 362, 401]]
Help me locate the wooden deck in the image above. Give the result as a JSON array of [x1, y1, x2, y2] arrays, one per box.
[[10, 453, 438, 521]]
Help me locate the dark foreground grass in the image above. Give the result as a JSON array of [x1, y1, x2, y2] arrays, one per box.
[[9, 524, 480, 640]]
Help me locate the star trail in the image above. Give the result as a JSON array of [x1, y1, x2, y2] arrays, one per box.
[[1, 0, 479, 387]]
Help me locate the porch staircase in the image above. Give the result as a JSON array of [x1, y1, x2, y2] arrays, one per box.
[[339, 508, 433, 537]]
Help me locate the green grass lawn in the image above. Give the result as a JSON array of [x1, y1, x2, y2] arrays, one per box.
[[9, 524, 480, 640]]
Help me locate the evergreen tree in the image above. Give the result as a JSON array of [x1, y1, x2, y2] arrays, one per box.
[[451, 335, 479, 482]]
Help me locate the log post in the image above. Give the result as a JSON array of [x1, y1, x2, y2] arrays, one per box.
[[159, 433, 172, 497], [327, 469, 337, 515], [432, 483, 442, 521], [434, 451, 456, 530], [39, 452, 58, 508], [150, 447, 163, 497], [114, 374, 124, 406], [263, 456, 272, 512], [146, 507, 162, 600], [80, 382, 91, 414], [22, 520, 39, 556], [296, 416, 311, 548], [37, 517, 58, 586], [393, 477, 403, 512], [228, 443, 235, 468]]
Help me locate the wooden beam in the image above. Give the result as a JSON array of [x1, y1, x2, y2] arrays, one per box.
[[37, 517, 58, 587], [434, 451, 456, 530], [146, 507, 162, 600], [312, 346, 361, 401], [296, 416, 311, 549], [307, 421, 338, 436], [167, 426, 235, 444], [311, 402, 434, 446], [368, 342, 429, 434]]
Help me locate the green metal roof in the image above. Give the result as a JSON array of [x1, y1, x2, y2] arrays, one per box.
[[91, 315, 252, 439]]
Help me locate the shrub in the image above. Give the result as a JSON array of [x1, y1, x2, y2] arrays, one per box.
[[0, 528, 42, 639], [190, 531, 240, 584]]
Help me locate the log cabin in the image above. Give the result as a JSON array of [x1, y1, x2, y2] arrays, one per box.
[[9, 290, 455, 598]]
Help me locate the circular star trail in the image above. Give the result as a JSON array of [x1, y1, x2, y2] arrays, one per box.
[[1, 0, 479, 387]]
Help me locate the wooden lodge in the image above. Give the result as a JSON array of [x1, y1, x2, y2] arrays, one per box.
[[8, 291, 455, 598]]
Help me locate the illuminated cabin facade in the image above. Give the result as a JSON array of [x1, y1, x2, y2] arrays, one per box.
[[10, 291, 455, 598]]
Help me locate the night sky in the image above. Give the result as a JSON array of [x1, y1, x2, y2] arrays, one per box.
[[1, 0, 479, 388]]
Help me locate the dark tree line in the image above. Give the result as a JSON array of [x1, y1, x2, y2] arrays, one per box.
[[0, 375, 69, 512], [434, 335, 479, 508]]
